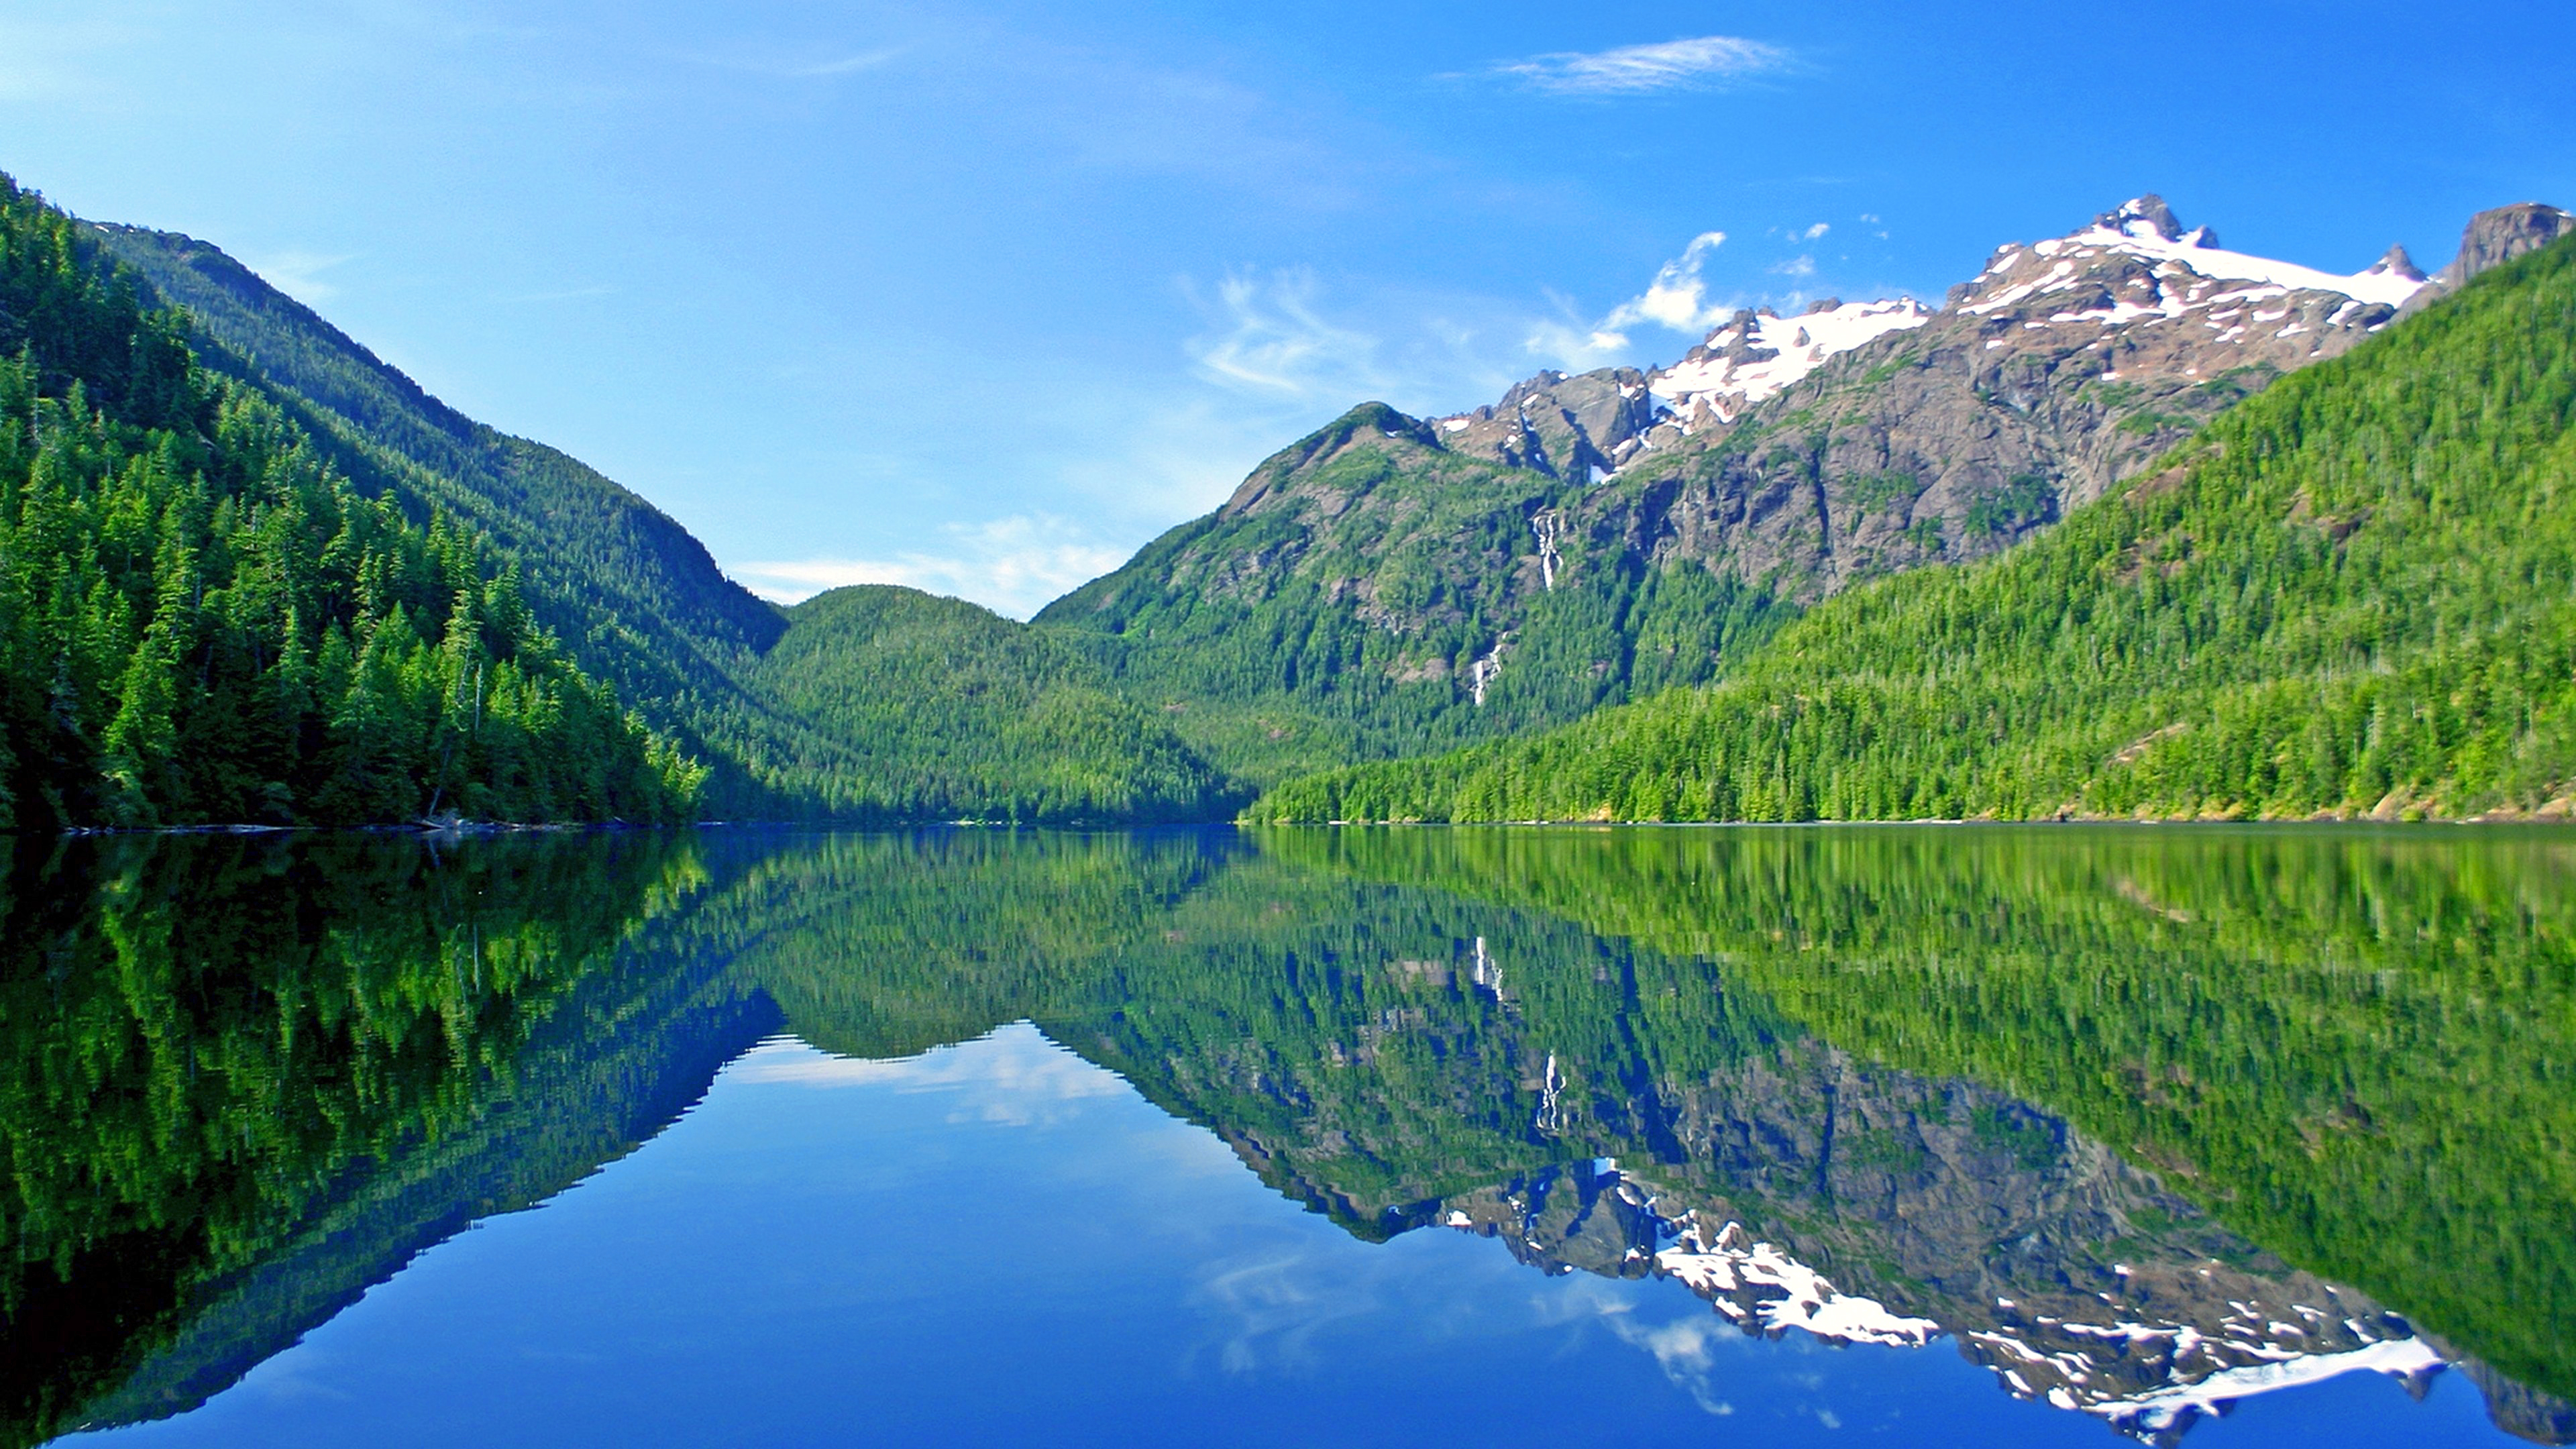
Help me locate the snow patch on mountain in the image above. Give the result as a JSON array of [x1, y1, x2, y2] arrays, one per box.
[[1654, 1216, 1941, 1347], [2074, 199, 2430, 309], [1648, 299, 1931, 427], [2098, 1336, 2445, 1436]]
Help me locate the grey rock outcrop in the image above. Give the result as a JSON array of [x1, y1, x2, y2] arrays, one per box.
[[2398, 201, 2575, 316], [2440, 201, 2575, 287], [1432, 367, 1658, 482]]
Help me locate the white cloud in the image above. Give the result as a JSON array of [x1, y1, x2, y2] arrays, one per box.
[[1770, 254, 1817, 278], [1191, 1250, 1387, 1373], [1493, 36, 1790, 97], [729, 1026, 1131, 1128], [1526, 230, 1733, 366], [732, 514, 1130, 619], [1802, 221, 1831, 240], [1535, 1279, 1742, 1417]]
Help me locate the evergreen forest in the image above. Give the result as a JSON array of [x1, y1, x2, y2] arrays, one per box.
[[740, 585, 1243, 823], [0, 178, 702, 826], [18, 160, 2576, 826], [1034, 404, 1797, 786]]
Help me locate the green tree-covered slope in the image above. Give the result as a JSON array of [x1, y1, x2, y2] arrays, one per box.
[[1036, 403, 1794, 786], [81, 221, 849, 814], [0, 832, 753, 1445], [741, 586, 1242, 822], [0, 178, 700, 826], [73, 190, 1243, 823], [1254, 236, 2576, 823]]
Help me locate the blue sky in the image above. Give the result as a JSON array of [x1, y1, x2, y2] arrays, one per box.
[[5, 1, 2571, 615]]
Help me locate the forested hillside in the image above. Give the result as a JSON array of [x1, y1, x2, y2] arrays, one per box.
[[86, 221, 837, 814], [0, 177, 700, 826], [77, 190, 1228, 824], [1254, 233, 2576, 823], [743, 586, 1241, 823], [0, 833, 755, 1444], [48, 169, 2576, 827], [1039, 404, 1793, 784], [1033, 201, 2566, 793]]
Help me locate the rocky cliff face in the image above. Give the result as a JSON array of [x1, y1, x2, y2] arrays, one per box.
[[1545, 195, 2438, 600], [1040, 197, 2563, 775], [2424, 201, 2575, 294]]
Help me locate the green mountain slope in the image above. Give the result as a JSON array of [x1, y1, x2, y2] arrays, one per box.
[[1036, 403, 1792, 785], [0, 177, 698, 826], [1254, 235, 2576, 823], [80, 221, 851, 813], [0, 832, 752, 1445], [743, 586, 1242, 822], [74, 195, 1232, 822]]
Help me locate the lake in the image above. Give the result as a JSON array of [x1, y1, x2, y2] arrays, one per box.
[[5, 824, 2569, 1446]]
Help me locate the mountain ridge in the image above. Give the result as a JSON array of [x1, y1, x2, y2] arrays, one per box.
[[40, 176, 2575, 824], [1251, 225, 2576, 824], [1042, 194, 2567, 796]]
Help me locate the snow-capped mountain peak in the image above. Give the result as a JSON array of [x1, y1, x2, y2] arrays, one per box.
[[2045, 203, 2430, 311]]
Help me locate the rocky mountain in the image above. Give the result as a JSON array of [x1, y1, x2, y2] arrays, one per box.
[[1255, 223, 2576, 826], [2417, 200, 2575, 299], [1044, 197, 2567, 786]]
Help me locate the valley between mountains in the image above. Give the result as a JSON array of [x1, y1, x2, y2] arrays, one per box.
[[8, 174, 2573, 826]]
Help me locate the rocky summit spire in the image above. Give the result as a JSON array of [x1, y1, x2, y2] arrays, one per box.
[[2095, 195, 2192, 244], [2368, 244, 2427, 283]]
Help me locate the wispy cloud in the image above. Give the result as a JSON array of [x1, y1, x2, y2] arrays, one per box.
[[790, 48, 900, 77], [732, 514, 1130, 619], [0, 16, 152, 104], [1525, 229, 1733, 366], [244, 250, 358, 305], [729, 1026, 1130, 1128], [1191, 1250, 1389, 1374], [1187, 268, 1388, 401], [668, 41, 904, 80], [1492, 36, 1790, 97]]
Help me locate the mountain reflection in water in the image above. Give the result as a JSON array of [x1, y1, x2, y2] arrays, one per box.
[[4, 825, 2569, 1446]]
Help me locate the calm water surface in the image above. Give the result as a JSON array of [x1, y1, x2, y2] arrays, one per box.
[[4, 825, 2569, 1446]]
